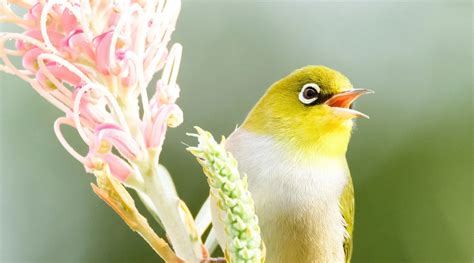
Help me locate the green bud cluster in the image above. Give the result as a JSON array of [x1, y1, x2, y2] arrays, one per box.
[[188, 127, 264, 263]]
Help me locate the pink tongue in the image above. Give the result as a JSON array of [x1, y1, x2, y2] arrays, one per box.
[[327, 96, 353, 108]]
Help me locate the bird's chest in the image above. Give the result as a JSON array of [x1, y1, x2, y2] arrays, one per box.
[[226, 130, 349, 263], [247, 162, 348, 263]]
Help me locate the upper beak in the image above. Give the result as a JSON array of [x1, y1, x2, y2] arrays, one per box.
[[324, 89, 374, 119]]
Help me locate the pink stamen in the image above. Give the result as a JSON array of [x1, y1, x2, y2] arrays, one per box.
[[99, 153, 133, 182], [22, 47, 43, 72], [17, 30, 64, 51], [147, 104, 183, 148], [53, 117, 86, 163], [95, 123, 141, 160], [60, 9, 78, 33], [93, 30, 114, 75]]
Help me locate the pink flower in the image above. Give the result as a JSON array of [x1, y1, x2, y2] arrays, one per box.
[[1, 0, 184, 183], [71, 86, 104, 125], [24, 3, 42, 22], [98, 153, 133, 182], [62, 30, 94, 60], [146, 104, 183, 148], [1, 2, 207, 261], [82, 123, 143, 182], [36, 62, 83, 88], [60, 8, 78, 33], [93, 123, 141, 160], [93, 30, 114, 75], [17, 29, 64, 51], [22, 47, 43, 72]]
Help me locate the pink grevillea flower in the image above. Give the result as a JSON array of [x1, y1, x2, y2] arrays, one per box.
[[1, 1, 203, 261], [0, 1, 214, 262], [0, 0, 183, 183], [84, 123, 142, 181]]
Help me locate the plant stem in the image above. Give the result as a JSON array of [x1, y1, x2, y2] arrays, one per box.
[[135, 222, 184, 263], [91, 170, 183, 263], [141, 154, 201, 263]]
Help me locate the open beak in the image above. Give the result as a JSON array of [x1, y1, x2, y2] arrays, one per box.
[[324, 89, 374, 119]]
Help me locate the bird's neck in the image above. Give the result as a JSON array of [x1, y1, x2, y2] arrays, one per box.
[[242, 117, 353, 158]]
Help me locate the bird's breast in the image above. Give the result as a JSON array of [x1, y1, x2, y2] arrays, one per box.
[[224, 128, 350, 263]]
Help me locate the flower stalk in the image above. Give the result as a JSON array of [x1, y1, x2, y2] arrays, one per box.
[[138, 150, 203, 262]]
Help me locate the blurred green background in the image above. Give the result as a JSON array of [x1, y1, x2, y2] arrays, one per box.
[[1, 1, 472, 262]]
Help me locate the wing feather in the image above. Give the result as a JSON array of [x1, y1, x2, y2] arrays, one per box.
[[339, 176, 355, 263]]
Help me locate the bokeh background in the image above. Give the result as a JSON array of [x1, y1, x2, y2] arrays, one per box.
[[1, 1, 472, 262]]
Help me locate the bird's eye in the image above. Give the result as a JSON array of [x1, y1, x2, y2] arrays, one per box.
[[299, 83, 320, 105]]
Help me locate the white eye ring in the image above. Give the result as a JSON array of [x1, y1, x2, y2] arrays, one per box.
[[298, 83, 321, 105]]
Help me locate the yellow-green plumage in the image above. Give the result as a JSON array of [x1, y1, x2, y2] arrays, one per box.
[[243, 66, 354, 157], [211, 65, 368, 262], [340, 176, 355, 263]]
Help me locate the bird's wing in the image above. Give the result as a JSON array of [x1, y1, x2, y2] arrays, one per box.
[[339, 175, 355, 263]]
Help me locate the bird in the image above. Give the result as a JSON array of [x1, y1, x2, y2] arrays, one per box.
[[202, 65, 372, 263]]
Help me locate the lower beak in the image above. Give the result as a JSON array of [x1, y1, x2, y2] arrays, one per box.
[[324, 89, 374, 119]]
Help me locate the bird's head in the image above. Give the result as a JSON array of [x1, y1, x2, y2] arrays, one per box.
[[242, 65, 372, 157]]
